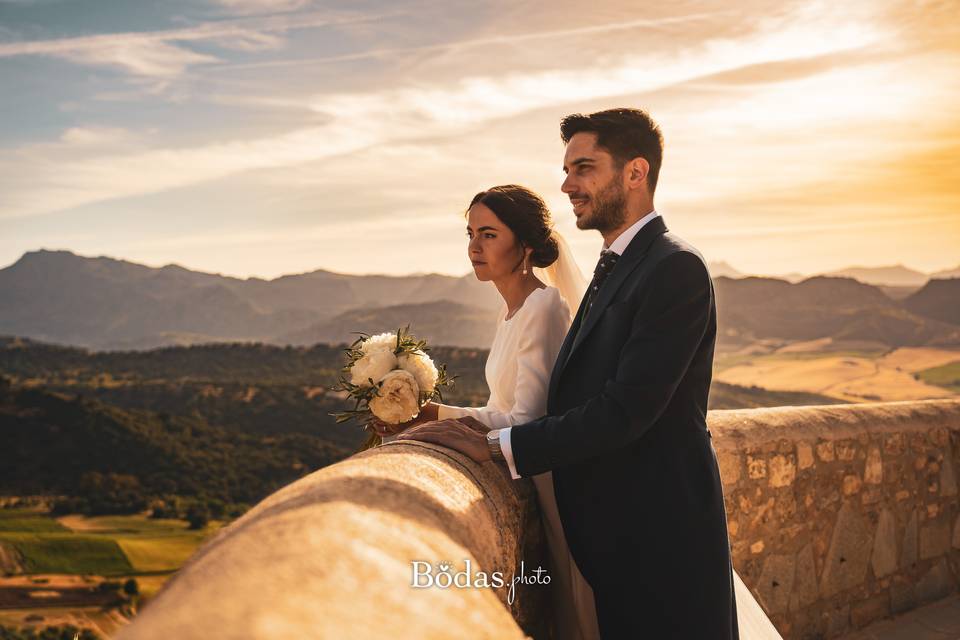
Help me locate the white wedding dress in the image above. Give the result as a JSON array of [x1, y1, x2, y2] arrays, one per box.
[[435, 285, 602, 640], [426, 284, 783, 640]]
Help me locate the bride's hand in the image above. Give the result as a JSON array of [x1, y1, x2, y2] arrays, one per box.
[[368, 416, 417, 437]]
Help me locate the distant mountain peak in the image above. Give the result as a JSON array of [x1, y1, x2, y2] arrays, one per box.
[[825, 264, 929, 287]]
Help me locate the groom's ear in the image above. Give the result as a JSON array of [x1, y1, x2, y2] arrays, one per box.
[[625, 157, 650, 191]]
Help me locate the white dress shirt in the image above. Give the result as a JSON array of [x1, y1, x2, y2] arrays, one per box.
[[497, 210, 659, 478]]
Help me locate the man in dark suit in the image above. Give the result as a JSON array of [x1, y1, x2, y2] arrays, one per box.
[[398, 108, 739, 639]]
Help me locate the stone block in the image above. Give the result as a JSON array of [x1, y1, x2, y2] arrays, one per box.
[[756, 553, 795, 614], [890, 579, 917, 614], [717, 450, 741, 485], [850, 592, 890, 629], [842, 475, 861, 495], [900, 509, 918, 569], [794, 543, 818, 607], [820, 502, 872, 597], [919, 519, 951, 560], [916, 558, 952, 604], [797, 442, 814, 470], [883, 433, 905, 455], [864, 446, 882, 484], [837, 440, 857, 461], [871, 509, 897, 578], [817, 441, 835, 462], [747, 455, 767, 480], [769, 454, 796, 488], [822, 604, 850, 637], [940, 456, 957, 496]]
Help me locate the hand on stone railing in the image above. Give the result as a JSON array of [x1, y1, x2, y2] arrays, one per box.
[[368, 416, 416, 438]]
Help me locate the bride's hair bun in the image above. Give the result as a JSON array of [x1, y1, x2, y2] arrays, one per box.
[[466, 184, 559, 268]]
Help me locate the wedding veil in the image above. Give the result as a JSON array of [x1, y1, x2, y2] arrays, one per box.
[[533, 229, 588, 317]]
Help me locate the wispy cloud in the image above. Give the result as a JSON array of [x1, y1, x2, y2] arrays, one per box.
[[0, 12, 888, 220], [0, 9, 389, 78], [212, 0, 314, 15], [212, 11, 735, 71]]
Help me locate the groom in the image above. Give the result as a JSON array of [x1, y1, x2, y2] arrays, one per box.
[[397, 108, 739, 639]]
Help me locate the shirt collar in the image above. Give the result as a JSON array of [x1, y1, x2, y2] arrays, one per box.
[[603, 210, 660, 256]]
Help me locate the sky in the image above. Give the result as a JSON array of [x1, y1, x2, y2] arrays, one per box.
[[1, 0, 958, 280]]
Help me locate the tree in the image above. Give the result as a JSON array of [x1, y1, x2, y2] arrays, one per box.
[[186, 503, 210, 530], [123, 577, 139, 596]]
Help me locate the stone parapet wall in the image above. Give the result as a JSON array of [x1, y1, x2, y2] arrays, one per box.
[[116, 440, 547, 639], [711, 399, 960, 638]]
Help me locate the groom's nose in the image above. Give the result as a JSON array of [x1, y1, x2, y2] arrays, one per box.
[[560, 173, 576, 194]]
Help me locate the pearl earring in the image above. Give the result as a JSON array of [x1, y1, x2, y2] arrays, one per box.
[[522, 256, 528, 275]]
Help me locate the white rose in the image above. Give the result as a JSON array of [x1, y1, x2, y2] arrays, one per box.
[[369, 369, 421, 424], [397, 350, 438, 397], [349, 349, 398, 387], [361, 332, 399, 355]]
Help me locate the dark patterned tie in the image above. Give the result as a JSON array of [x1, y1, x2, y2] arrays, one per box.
[[584, 249, 620, 314]]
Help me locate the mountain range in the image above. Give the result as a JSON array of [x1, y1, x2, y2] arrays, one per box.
[[1, 249, 958, 350]]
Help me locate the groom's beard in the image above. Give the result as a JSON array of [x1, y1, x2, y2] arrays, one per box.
[[576, 176, 627, 233]]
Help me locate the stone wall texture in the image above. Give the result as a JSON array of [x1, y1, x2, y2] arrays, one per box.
[[712, 398, 960, 638]]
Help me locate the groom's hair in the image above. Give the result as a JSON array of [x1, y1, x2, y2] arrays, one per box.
[[560, 108, 664, 194]]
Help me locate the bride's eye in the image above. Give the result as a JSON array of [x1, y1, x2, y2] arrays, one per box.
[[485, 233, 496, 239]]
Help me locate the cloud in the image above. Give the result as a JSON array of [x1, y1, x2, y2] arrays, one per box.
[[212, 11, 737, 71], [212, 0, 314, 15], [0, 9, 386, 78], [0, 12, 893, 220], [59, 126, 139, 146]]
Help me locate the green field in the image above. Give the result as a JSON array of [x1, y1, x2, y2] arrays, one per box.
[[0, 509, 71, 533], [0, 509, 220, 576], [917, 360, 960, 392], [0, 532, 133, 575]]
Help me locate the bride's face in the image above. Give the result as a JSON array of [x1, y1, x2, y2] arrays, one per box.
[[466, 202, 525, 282]]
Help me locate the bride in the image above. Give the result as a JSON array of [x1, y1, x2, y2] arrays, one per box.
[[373, 184, 782, 640], [374, 184, 601, 640]]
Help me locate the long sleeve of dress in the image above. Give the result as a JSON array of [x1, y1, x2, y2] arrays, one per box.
[[436, 289, 569, 433]]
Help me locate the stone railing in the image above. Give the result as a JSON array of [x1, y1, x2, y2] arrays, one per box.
[[713, 398, 960, 638], [116, 439, 549, 639], [116, 398, 960, 639]]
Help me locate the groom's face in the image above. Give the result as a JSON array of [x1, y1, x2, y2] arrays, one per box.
[[561, 132, 627, 233]]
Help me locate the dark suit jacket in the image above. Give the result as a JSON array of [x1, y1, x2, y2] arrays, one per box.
[[509, 215, 739, 638]]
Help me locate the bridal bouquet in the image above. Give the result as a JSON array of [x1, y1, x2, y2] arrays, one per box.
[[330, 326, 455, 449]]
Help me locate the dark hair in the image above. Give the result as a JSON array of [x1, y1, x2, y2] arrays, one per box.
[[560, 108, 664, 194], [467, 184, 559, 268]]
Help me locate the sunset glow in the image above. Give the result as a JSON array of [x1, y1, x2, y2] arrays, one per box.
[[2, 0, 957, 279]]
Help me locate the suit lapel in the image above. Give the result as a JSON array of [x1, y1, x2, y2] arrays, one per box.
[[555, 215, 668, 379], [548, 283, 591, 403]]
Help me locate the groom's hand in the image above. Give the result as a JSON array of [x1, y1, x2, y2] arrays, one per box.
[[394, 418, 491, 464], [455, 416, 491, 435]]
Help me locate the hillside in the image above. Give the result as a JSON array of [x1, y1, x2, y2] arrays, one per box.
[[275, 299, 499, 348], [714, 275, 960, 348], [903, 277, 960, 326], [2, 250, 959, 351], [0, 377, 345, 505]]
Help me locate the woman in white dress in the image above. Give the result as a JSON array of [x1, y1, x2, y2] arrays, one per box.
[[374, 184, 783, 640], [373, 184, 601, 640]]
